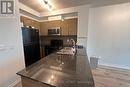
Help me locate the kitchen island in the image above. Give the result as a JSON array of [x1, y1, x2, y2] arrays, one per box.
[[17, 47, 95, 87]]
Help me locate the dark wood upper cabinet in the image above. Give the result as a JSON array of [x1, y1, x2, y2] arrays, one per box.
[[20, 16, 40, 29], [20, 16, 77, 36], [40, 18, 78, 36], [68, 18, 77, 35], [61, 19, 69, 35]]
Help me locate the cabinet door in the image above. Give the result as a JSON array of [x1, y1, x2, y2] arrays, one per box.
[[32, 20, 40, 29], [68, 18, 77, 35], [20, 16, 40, 29], [61, 20, 69, 35], [47, 20, 61, 28], [23, 19, 32, 27], [40, 22, 48, 35], [20, 16, 24, 23]]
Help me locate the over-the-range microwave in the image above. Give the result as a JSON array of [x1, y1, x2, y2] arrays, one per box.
[[48, 27, 61, 35]]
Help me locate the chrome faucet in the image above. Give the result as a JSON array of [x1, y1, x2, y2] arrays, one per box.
[[67, 38, 76, 47], [70, 39, 76, 48], [69, 39, 76, 53]]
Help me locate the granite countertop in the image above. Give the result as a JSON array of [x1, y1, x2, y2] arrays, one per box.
[[17, 47, 95, 87]]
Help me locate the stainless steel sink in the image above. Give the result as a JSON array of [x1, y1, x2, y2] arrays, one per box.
[[56, 47, 76, 55]]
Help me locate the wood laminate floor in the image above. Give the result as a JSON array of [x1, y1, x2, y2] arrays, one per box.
[[14, 66, 130, 87], [92, 66, 130, 87]]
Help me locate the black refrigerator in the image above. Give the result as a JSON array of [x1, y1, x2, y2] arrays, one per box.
[[21, 27, 40, 67]]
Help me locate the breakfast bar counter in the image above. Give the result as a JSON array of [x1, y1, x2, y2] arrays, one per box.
[[17, 47, 95, 87]]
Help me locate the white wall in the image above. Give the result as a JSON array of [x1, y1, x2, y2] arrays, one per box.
[[77, 5, 89, 48], [0, 0, 25, 87], [19, 3, 40, 17], [87, 3, 130, 69]]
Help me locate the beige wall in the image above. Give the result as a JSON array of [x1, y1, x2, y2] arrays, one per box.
[[0, 0, 25, 87]]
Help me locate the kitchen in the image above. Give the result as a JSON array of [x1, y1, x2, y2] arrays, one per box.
[[20, 14, 78, 66], [18, 3, 94, 86], [1, 0, 130, 87]]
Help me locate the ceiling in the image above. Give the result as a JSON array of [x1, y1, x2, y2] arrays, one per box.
[[19, 0, 90, 12], [19, 0, 130, 12]]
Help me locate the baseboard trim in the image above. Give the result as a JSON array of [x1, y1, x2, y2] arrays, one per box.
[[8, 77, 21, 87], [98, 65, 130, 73]]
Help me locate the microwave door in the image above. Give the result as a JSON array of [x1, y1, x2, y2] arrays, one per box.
[[48, 28, 60, 35], [57, 29, 59, 34]]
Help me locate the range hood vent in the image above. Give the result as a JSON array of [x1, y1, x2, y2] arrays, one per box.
[[48, 15, 62, 21]]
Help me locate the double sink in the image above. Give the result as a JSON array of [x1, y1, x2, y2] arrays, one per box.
[[56, 47, 76, 55]]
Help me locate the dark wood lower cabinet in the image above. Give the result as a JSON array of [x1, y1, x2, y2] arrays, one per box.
[[21, 77, 51, 87]]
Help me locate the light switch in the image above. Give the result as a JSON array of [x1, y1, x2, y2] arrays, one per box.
[[0, 44, 14, 51], [0, 45, 6, 51]]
